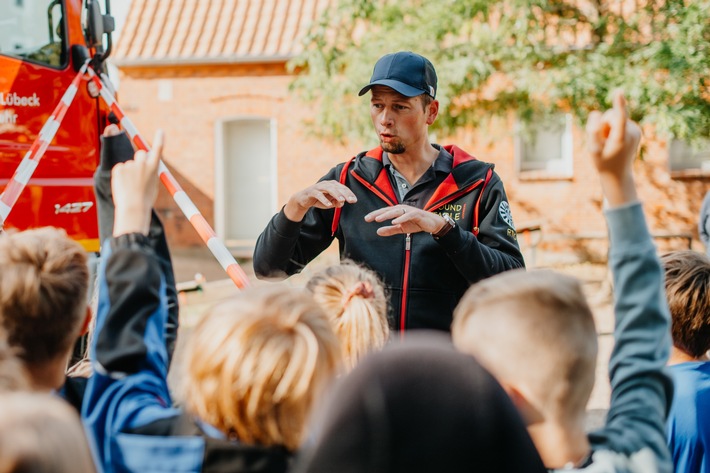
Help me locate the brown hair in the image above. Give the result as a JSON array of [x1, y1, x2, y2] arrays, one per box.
[[0, 392, 96, 473], [661, 251, 710, 358], [420, 93, 433, 111], [0, 331, 29, 392], [183, 285, 341, 451], [453, 269, 597, 420], [0, 228, 89, 365], [306, 260, 389, 370]]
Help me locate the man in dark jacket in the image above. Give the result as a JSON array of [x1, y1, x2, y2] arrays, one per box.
[[254, 51, 524, 332]]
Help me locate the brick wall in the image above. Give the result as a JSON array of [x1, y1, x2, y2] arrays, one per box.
[[117, 62, 360, 249]]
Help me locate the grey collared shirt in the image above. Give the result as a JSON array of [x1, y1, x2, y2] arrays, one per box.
[[383, 145, 453, 207]]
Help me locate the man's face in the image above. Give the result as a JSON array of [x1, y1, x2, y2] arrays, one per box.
[[369, 86, 437, 154]]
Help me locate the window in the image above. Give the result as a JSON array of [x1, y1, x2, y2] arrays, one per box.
[[515, 114, 573, 177], [0, 0, 67, 68], [668, 139, 710, 174]]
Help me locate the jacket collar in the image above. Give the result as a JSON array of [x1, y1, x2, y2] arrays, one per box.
[[352, 145, 492, 207]]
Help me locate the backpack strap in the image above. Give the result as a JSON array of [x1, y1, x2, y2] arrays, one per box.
[[331, 157, 355, 237], [472, 168, 494, 236]]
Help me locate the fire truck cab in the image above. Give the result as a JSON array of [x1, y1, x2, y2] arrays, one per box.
[[0, 0, 114, 251]]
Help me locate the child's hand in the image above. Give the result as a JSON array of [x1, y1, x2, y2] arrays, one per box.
[[103, 124, 121, 137], [586, 91, 641, 206], [111, 130, 163, 236]]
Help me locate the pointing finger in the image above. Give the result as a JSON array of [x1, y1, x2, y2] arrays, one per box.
[[607, 90, 627, 152], [147, 129, 163, 173]]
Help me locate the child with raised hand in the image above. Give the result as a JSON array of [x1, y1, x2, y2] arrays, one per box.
[[453, 92, 674, 472], [82, 132, 342, 472], [306, 260, 389, 370]]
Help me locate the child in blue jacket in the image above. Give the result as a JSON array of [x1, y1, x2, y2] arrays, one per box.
[[82, 130, 341, 472]]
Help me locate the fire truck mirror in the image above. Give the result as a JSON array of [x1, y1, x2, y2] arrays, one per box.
[[83, 0, 106, 50]]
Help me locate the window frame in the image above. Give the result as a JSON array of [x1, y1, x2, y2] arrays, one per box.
[[0, 0, 69, 70], [515, 114, 574, 180], [668, 139, 710, 179]]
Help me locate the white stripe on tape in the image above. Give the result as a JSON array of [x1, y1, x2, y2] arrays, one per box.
[[62, 83, 78, 106], [122, 118, 139, 139], [100, 73, 117, 96], [99, 88, 114, 106], [207, 238, 238, 270], [14, 158, 39, 185], [0, 200, 11, 221], [39, 118, 60, 142], [173, 191, 199, 219]]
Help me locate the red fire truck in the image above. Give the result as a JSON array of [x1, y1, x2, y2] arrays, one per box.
[[0, 0, 115, 251]]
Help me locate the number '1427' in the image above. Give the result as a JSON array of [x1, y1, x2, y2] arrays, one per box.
[[54, 202, 93, 214]]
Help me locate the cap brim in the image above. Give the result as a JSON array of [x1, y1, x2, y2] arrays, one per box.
[[358, 79, 425, 97]]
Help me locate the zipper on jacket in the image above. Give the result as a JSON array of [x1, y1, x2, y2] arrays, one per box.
[[400, 233, 412, 336]]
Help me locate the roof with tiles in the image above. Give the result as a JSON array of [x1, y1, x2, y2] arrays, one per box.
[[114, 0, 331, 66]]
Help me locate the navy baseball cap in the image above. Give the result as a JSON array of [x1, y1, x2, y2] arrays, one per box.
[[358, 51, 437, 99]]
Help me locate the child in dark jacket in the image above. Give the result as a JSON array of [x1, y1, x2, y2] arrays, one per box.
[[82, 130, 342, 472]]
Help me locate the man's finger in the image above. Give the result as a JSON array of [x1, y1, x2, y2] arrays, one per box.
[[364, 208, 388, 221], [313, 191, 333, 208], [374, 208, 408, 223], [322, 182, 357, 203], [376, 225, 402, 237]]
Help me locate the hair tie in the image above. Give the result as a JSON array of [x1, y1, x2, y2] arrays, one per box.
[[341, 281, 375, 309]]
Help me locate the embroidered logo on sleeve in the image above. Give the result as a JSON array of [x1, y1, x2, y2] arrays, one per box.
[[498, 201, 515, 229]]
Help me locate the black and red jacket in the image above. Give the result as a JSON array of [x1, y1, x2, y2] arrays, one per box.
[[253, 145, 525, 332]]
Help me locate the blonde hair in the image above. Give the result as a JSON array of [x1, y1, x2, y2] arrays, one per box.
[[0, 228, 89, 365], [183, 285, 341, 451], [0, 392, 96, 473], [453, 269, 597, 420], [306, 260, 389, 370]]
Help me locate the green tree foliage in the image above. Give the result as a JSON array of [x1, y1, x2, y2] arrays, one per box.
[[290, 0, 709, 145]]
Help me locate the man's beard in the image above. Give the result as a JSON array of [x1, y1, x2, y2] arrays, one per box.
[[381, 141, 406, 154]]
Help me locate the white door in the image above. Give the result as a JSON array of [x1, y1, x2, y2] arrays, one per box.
[[219, 118, 275, 245]]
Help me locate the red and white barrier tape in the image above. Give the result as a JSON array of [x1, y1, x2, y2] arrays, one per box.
[[1, 63, 250, 288], [0, 62, 89, 223], [86, 68, 250, 288]]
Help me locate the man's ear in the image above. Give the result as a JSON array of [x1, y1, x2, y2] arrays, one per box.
[[426, 99, 439, 125], [501, 383, 544, 426], [79, 306, 92, 337]]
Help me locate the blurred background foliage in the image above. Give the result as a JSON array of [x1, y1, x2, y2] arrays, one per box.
[[289, 0, 709, 147]]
